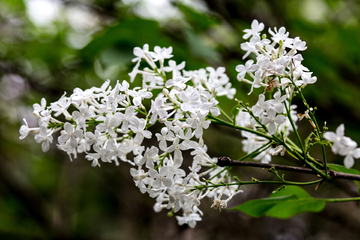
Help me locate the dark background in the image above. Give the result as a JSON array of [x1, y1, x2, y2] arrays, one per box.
[[1, 0, 360, 239]]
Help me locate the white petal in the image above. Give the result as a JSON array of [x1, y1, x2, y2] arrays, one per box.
[[267, 108, 276, 119], [149, 169, 159, 178], [41, 141, 50, 152], [143, 130, 152, 139], [152, 179, 162, 189], [268, 122, 276, 135], [64, 122, 73, 133], [323, 132, 337, 141], [274, 115, 286, 124], [353, 148, 360, 159], [336, 124, 345, 137], [344, 155, 354, 169], [162, 177, 173, 187]]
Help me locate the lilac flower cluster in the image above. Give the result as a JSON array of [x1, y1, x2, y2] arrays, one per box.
[[19, 19, 360, 227], [235, 20, 358, 168], [20, 43, 239, 227]]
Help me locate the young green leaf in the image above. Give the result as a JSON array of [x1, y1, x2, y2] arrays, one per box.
[[265, 199, 325, 219], [328, 163, 360, 175], [232, 195, 297, 217], [233, 186, 326, 218], [270, 185, 311, 199]]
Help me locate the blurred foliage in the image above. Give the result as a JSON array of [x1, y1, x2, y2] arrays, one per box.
[[1, 0, 360, 239]]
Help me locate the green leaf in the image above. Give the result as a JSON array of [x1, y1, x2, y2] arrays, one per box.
[[270, 185, 311, 199], [233, 186, 326, 218], [265, 199, 325, 219], [328, 163, 360, 175], [232, 195, 297, 217]]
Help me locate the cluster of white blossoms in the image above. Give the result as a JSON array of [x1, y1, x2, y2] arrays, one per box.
[[19, 42, 240, 227], [234, 19, 313, 163], [324, 124, 360, 168], [234, 20, 359, 168], [19, 19, 360, 227]]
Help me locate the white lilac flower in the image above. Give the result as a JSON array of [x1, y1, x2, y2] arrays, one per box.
[[323, 124, 355, 154], [165, 76, 190, 90], [164, 60, 185, 79], [243, 19, 265, 39], [58, 122, 83, 148], [19, 118, 39, 140], [85, 130, 106, 147], [240, 35, 262, 59], [32, 98, 47, 118], [107, 141, 126, 165], [299, 72, 317, 87], [136, 146, 159, 169], [324, 124, 360, 168], [129, 60, 141, 83], [236, 59, 259, 81], [166, 136, 186, 168], [155, 127, 174, 151], [50, 93, 71, 118], [130, 167, 150, 193], [200, 98, 220, 116], [150, 46, 173, 62], [252, 94, 270, 117], [149, 167, 173, 189], [116, 106, 137, 132], [179, 87, 202, 113], [268, 26, 290, 43], [129, 88, 153, 106], [215, 82, 236, 99], [96, 114, 121, 138], [85, 145, 109, 167], [72, 105, 95, 128], [293, 37, 307, 51], [132, 43, 149, 62], [268, 90, 287, 113], [34, 126, 53, 152], [342, 145, 360, 169], [261, 108, 286, 135], [129, 118, 152, 144]]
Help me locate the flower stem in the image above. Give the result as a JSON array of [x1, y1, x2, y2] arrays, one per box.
[[208, 115, 272, 140]]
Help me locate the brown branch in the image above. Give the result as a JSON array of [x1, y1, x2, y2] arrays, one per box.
[[217, 156, 360, 181]]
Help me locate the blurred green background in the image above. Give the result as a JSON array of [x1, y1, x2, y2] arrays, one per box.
[[1, 0, 360, 239]]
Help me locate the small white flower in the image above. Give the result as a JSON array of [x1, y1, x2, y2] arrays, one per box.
[[34, 126, 53, 152], [150, 46, 173, 62], [236, 59, 259, 80], [72, 105, 95, 128], [324, 124, 355, 154], [268, 90, 287, 113], [132, 43, 149, 62], [33, 98, 47, 118], [252, 94, 270, 117], [243, 19, 265, 39], [342, 146, 360, 169], [96, 114, 121, 138], [58, 122, 83, 148], [19, 118, 39, 139], [175, 212, 202, 228], [261, 108, 286, 135], [149, 167, 173, 189]]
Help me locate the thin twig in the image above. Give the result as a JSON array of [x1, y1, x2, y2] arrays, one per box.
[[217, 156, 360, 181]]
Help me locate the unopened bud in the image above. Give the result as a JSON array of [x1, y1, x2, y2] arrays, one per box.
[[255, 42, 263, 51], [162, 88, 169, 96]]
